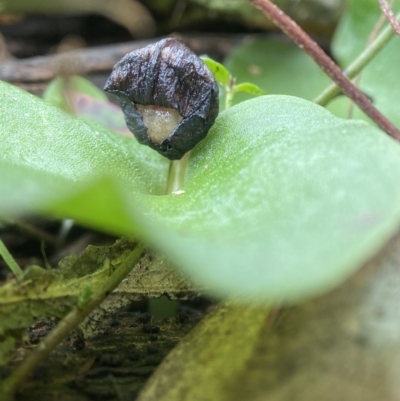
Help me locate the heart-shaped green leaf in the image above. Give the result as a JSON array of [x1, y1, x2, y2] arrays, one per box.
[[133, 96, 400, 302], [1, 80, 400, 302]]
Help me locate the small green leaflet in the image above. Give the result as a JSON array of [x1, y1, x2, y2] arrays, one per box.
[[234, 82, 266, 96], [201, 56, 231, 87]]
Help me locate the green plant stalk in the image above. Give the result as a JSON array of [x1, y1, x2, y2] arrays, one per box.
[[225, 85, 234, 110], [314, 10, 400, 106], [165, 64, 236, 195], [346, 5, 388, 119], [0, 241, 145, 401], [0, 239, 23, 280], [224, 75, 237, 110], [166, 151, 190, 194]]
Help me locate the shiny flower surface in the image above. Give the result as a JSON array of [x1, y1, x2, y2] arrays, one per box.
[[104, 38, 219, 160]]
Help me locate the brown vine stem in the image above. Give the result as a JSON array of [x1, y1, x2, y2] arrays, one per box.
[[0, 242, 145, 401], [378, 0, 400, 36], [249, 0, 400, 141]]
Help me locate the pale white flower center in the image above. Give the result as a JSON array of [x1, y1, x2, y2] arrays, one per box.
[[136, 104, 183, 144]]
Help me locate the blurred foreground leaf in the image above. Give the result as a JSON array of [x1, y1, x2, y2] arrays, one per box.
[[1, 80, 400, 303], [137, 229, 400, 401]]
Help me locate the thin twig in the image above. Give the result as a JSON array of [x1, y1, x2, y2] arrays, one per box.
[[0, 35, 238, 84], [1, 217, 57, 245], [378, 0, 400, 36], [314, 10, 400, 106], [249, 0, 400, 141], [0, 241, 145, 401]]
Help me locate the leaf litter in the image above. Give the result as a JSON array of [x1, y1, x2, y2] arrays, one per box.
[[0, 238, 203, 366]]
